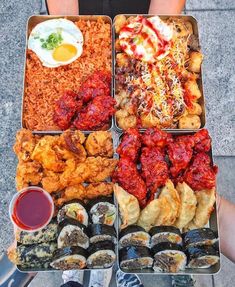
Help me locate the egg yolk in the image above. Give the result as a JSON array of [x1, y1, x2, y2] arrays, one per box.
[[52, 44, 77, 62]]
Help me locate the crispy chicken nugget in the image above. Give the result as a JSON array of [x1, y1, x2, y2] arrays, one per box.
[[42, 170, 63, 193], [56, 184, 86, 206], [85, 131, 113, 157], [85, 182, 114, 199]]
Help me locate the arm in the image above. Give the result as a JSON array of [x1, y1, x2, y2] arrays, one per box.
[[149, 0, 186, 14], [217, 195, 235, 263], [46, 0, 78, 15]]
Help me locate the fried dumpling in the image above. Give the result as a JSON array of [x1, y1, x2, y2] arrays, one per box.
[[114, 184, 140, 229]]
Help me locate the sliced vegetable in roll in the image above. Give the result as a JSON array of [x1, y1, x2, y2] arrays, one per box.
[[88, 224, 117, 244], [89, 197, 116, 226], [50, 246, 88, 270], [119, 246, 153, 270], [15, 220, 58, 245], [183, 228, 217, 247], [119, 225, 150, 249], [87, 240, 116, 268], [58, 218, 89, 249], [152, 242, 187, 272], [57, 200, 88, 226], [186, 245, 219, 268], [149, 226, 182, 247]]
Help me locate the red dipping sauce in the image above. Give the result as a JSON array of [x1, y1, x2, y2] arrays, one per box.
[[10, 187, 54, 231]]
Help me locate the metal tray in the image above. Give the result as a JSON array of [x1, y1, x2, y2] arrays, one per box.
[[115, 131, 220, 275], [16, 129, 120, 272], [113, 15, 206, 133], [21, 15, 114, 134]]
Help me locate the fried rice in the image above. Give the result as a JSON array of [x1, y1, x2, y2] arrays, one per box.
[[23, 18, 111, 131]]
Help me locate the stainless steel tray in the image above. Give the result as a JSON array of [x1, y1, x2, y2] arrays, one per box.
[[115, 131, 220, 275], [113, 15, 206, 133], [21, 15, 114, 134]]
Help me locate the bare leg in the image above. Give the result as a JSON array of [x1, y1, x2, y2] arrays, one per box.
[[46, 0, 79, 15], [149, 0, 186, 14]]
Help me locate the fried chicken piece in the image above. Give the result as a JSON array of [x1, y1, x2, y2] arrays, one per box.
[[73, 96, 116, 130], [117, 128, 141, 162], [183, 152, 218, 191], [85, 131, 113, 158], [56, 184, 86, 206], [53, 90, 82, 130], [16, 161, 43, 190], [41, 170, 63, 193], [141, 128, 173, 148], [31, 136, 66, 172], [86, 157, 118, 182], [193, 129, 211, 152], [140, 146, 169, 200], [112, 157, 147, 208], [168, 135, 195, 178], [13, 129, 37, 162], [85, 182, 114, 199], [60, 159, 90, 187]]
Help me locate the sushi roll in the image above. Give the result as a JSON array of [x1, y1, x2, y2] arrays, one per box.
[[183, 228, 217, 247], [152, 242, 187, 273], [15, 220, 58, 245], [119, 246, 153, 270], [89, 197, 116, 226], [50, 246, 88, 270], [58, 218, 89, 249], [57, 200, 88, 226], [87, 240, 116, 268], [88, 224, 117, 244], [186, 245, 219, 268], [119, 225, 150, 249], [149, 226, 182, 247]]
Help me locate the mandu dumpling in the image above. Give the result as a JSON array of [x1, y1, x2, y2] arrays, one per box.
[[114, 184, 140, 229]]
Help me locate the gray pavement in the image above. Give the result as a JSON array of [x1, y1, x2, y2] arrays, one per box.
[[0, 0, 234, 286]]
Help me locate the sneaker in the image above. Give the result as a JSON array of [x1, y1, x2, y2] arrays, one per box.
[[116, 269, 144, 287], [171, 275, 195, 287], [88, 267, 113, 287], [62, 270, 84, 285]]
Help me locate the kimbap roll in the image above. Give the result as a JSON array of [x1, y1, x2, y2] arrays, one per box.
[[89, 197, 116, 226], [87, 240, 116, 268], [50, 246, 88, 270], [149, 226, 182, 247], [186, 245, 219, 268], [88, 224, 117, 244], [152, 242, 187, 273], [58, 218, 89, 249], [183, 228, 217, 247], [119, 225, 150, 249], [57, 200, 88, 226], [119, 246, 153, 270]]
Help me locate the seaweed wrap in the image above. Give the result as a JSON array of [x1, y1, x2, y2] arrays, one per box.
[[15, 220, 58, 245], [89, 197, 116, 226], [58, 218, 89, 249], [119, 246, 153, 270], [50, 246, 88, 270], [119, 225, 150, 249], [149, 226, 182, 247], [186, 245, 219, 268], [152, 242, 187, 272], [57, 200, 88, 226], [183, 228, 217, 247], [87, 240, 116, 268], [88, 224, 117, 244]]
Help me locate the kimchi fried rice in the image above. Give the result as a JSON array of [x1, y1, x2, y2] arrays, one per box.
[[23, 18, 111, 131]]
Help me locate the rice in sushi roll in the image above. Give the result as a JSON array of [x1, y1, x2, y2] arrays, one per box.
[[186, 245, 219, 268], [87, 240, 116, 268], [57, 200, 88, 226], [58, 218, 89, 249], [89, 197, 116, 226], [149, 226, 182, 247], [183, 228, 217, 247], [119, 246, 153, 270], [88, 224, 117, 244], [50, 246, 88, 270], [152, 242, 187, 272], [119, 225, 150, 249]]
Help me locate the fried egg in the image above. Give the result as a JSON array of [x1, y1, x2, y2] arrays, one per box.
[[28, 18, 83, 68]]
